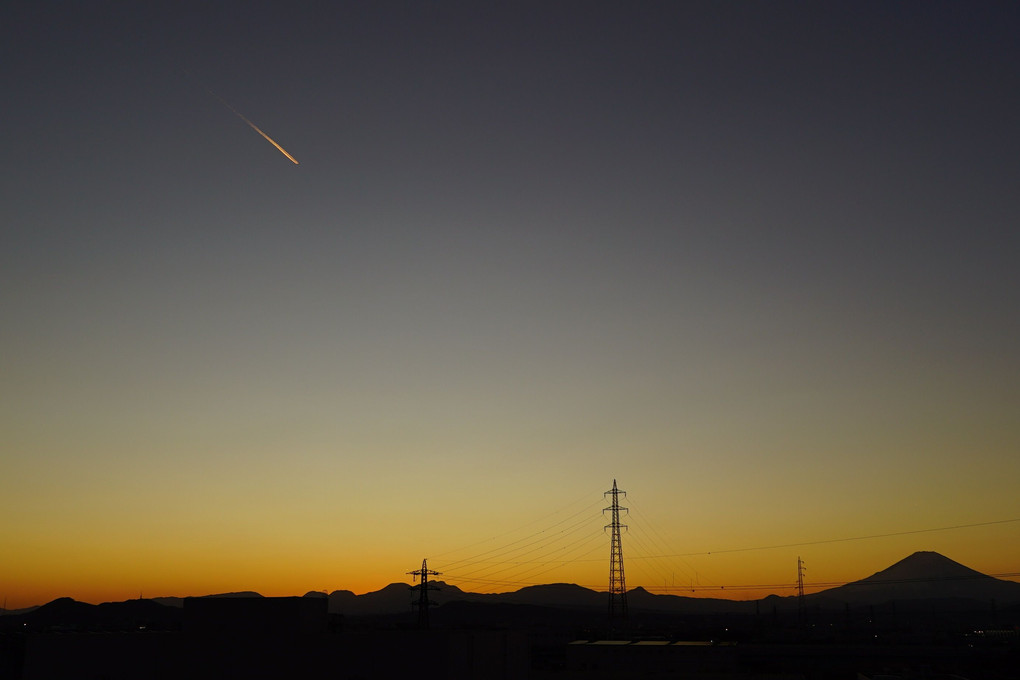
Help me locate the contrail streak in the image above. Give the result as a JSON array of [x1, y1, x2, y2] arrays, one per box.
[[198, 79, 299, 164], [230, 108, 300, 165]]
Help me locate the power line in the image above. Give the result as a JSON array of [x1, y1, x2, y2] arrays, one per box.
[[639, 571, 1020, 594], [451, 525, 604, 584], [512, 540, 606, 584], [418, 488, 1019, 597], [438, 513, 600, 580], [438, 569, 1020, 595], [429, 487, 603, 559], [432, 496, 605, 571], [625, 496, 702, 586], [443, 541, 607, 591], [607, 517, 1020, 560]]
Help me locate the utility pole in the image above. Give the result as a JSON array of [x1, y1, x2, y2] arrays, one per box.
[[604, 479, 628, 625], [407, 558, 441, 629]]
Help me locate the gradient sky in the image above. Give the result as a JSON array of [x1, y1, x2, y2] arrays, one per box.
[[2, 1, 1019, 608]]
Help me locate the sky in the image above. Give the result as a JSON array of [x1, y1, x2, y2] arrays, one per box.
[[2, 1, 1018, 608]]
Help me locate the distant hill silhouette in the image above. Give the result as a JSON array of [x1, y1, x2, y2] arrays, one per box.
[[152, 590, 263, 608], [500, 583, 603, 609], [323, 581, 488, 616], [627, 586, 756, 614], [2, 597, 182, 631], [311, 552, 1018, 616], [7, 551, 1017, 628], [308, 580, 759, 617]]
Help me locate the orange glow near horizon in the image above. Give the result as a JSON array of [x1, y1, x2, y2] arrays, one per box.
[[4, 495, 1018, 609], [5, 0, 1020, 630]]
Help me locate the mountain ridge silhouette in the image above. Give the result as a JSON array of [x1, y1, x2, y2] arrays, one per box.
[[6, 551, 1018, 622], [814, 550, 1020, 607]]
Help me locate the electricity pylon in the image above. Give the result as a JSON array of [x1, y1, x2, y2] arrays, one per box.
[[604, 479, 628, 624], [407, 558, 440, 629], [797, 556, 807, 621]]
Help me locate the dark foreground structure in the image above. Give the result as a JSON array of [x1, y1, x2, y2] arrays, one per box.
[[2, 594, 1018, 679], [7, 630, 1018, 680], [553, 639, 1019, 679], [15, 629, 528, 680], [3, 597, 529, 680]]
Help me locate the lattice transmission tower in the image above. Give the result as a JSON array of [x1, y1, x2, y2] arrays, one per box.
[[604, 479, 628, 622], [797, 556, 807, 621], [407, 558, 441, 629]]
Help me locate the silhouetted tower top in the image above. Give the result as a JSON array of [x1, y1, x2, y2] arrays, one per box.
[[604, 479, 628, 625], [407, 558, 440, 629]]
